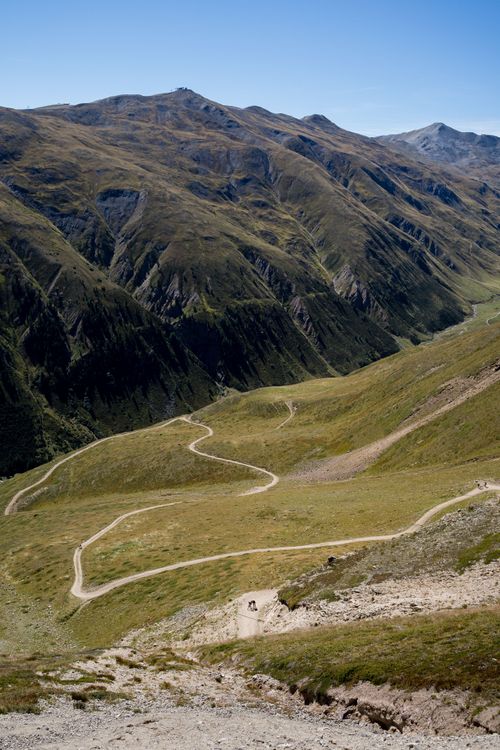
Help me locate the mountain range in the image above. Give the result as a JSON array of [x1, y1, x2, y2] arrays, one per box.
[[1, 89, 499, 475]]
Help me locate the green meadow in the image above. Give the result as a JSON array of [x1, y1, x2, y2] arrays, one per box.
[[0, 308, 498, 652]]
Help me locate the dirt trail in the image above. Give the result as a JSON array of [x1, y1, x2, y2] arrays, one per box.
[[3, 416, 183, 516], [67, 417, 279, 600], [293, 362, 500, 483], [71, 502, 182, 599], [275, 400, 295, 429], [71, 481, 499, 602], [4, 414, 278, 517], [184, 416, 278, 495], [236, 589, 276, 637]]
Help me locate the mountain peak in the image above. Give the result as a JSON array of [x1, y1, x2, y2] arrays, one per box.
[[377, 121, 500, 172], [423, 122, 459, 137], [29, 89, 231, 128], [303, 113, 338, 128]]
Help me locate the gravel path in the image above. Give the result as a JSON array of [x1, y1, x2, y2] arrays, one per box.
[[1, 692, 497, 749], [70, 481, 499, 602]]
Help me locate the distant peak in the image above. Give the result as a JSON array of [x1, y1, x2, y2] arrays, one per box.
[[380, 122, 461, 140], [302, 113, 339, 130], [428, 122, 455, 134], [166, 88, 204, 100]]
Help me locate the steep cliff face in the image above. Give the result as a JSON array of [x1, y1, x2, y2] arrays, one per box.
[[1, 92, 498, 474]]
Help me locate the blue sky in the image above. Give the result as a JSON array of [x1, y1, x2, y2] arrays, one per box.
[[2, 0, 499, 135]]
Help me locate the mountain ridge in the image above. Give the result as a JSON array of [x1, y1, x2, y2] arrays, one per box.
[[1, 90, 499, 475]]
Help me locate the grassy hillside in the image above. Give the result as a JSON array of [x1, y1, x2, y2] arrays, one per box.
[[0, 307, 498, 653], [200, 607, 500, 707], [195, 312, 500, 474]]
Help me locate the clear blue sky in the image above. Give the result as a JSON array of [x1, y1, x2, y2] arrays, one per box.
[[2, 0, 499, 135]]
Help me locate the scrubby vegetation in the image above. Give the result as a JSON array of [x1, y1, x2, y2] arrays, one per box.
[[279, 500, 500, 608]]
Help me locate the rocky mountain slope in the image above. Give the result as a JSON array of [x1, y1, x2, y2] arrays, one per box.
[[1, 90, 499, 475], [377, 122, 500, 186], [0, 184, 217, 475]]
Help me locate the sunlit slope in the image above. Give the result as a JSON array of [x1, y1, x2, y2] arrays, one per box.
[[0, 313, 498, 649], [4, 311, 498, 510], [197, 316, 500, 475]]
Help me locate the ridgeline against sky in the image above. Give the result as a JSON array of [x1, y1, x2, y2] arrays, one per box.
[[2, 0, 499, 135]]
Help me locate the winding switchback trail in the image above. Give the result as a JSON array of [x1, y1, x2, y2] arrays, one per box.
[[5, 408, 498, 605], [5, 413, 281, 600], [4, 415, 278, 517], [71, 481, 499, 602], [182, 416, 278, 495], [71, 503, 182, 599], [486, 311, 500, 325]]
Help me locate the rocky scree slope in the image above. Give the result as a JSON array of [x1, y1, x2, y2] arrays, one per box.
[[1, 90, 499, 474]]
